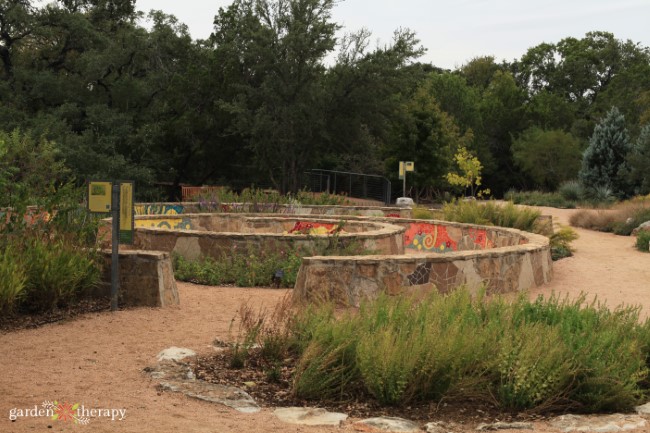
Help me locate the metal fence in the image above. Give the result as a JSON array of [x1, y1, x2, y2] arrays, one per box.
[[304, 169, 392, 205]]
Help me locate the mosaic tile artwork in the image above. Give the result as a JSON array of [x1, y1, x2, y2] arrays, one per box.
[[135, 218, 192, 230], [287, 221, 340, 235], [135, 204, 184, 216], [404, 223, 458, 253]]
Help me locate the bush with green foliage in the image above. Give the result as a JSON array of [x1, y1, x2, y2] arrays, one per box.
[[195, 187, 349, 212], [512, 128, 582, 191], [0, 245, 27, 314], [626, 124, 650, 196], [0, 129, 103, 315], [558, 180, 584, 202], [173, 235, 373, 288], [0, 236, 101, 314], [636, 231, 650, 252], [20, 239, 101, 312], [232, 290, 650, 412], [505, 190, 576, 209], [579, 107, 633, 199], [412, 206, 437, 219], [442, 200, 541, 232], [549, 226, 579, 260]]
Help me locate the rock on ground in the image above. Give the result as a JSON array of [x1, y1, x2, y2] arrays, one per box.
[[354, 416, 421, 432], [476, 421, 533, 431], [636, 402, 650, 415], [273, 407, 348, 426], [549, 414, 647, 432], [156, 346, 196, 362], [632, 220, 650, 235]]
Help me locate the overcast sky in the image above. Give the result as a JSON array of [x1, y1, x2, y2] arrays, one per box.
[[136, 0, 650, 70]]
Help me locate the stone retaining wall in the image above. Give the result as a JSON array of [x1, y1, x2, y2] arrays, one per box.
[[293, 227, 552, 306], [135, 202, 412, 219], [126, 215, 405, 260]]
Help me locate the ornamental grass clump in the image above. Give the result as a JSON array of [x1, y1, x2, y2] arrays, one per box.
[[442, 200, 541, 232]]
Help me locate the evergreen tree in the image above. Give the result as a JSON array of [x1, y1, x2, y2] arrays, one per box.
[[579, 107, 633, 198], [626, 124, 650, 195]]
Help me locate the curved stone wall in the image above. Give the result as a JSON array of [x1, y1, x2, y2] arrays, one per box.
[[121, 214, 405, 261], [134, 202, 412, 218], [292, 226, 552, 306], [119, 206, 553, 305]]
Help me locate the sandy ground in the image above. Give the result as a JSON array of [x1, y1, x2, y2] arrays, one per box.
[[529, 207, 650, 320], [1, 206, 649, 433]]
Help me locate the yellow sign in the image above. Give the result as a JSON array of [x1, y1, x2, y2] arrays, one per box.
[[88, 181, 112, 213], [119, 182, 134, 244], [398, 161, 415, 180]]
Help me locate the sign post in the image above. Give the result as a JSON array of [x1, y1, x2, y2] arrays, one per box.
[[88, 180, 134, 312], [110, 183, 120, 311], [398, 161, 415, 197]]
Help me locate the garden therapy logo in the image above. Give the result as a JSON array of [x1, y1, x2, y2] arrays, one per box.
[[9, 400, 127, 424]]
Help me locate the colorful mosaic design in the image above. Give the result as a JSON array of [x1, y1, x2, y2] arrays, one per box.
[[468, 227, 494, 249], [135, 218, 192, 230], [287, 221, 340, 235], [404, 223, 457, 253], [134, 204, 184, 216]]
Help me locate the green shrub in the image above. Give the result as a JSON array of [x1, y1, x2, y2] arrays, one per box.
[[496, 324, 575, 410], [357, 327, 423, 405], [412, 206, 435, 219], [612, 208, 650, 236], [550, 226, 579, 260], [277, 290, 650, 412], [504, 190, 576, 209], [583, 185, 615, 205], [558, 180, 583, 202], [292, 316, 360, 400], [636, 231, 650, 252], [0, 245, 27, 314], [442, 200, 541, 232], [195, 187, 350, 212], [21, 239, 100, 312], [173, 234, 372, 288]]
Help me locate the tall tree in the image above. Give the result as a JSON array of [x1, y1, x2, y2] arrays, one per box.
[[512, 128, 582, 190], [579, 107, 633, 198], [386, 80, 471, 201], [211, 0, 338, 193], [625, 124, 650, 195], [516, 32, 650, 141]]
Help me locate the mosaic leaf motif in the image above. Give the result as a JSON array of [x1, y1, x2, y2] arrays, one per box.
[[404, 223, 458, 253]]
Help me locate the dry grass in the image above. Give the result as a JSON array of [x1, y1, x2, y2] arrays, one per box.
[[570, 197, 650, 233]]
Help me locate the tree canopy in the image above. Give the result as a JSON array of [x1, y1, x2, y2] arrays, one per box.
[[1, 1, 649, 200]]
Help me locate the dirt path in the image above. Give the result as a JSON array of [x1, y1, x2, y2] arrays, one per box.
[[1, 207, 649, 433], [528, 206, 650, 319]]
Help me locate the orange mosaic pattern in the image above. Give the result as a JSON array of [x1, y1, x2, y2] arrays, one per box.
[[468, 227, 494, 249], [404, 223, 457, 253], [287, 221, 339, 235]]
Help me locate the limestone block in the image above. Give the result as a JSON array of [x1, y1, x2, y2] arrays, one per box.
[[100, 250, 179, 307]]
